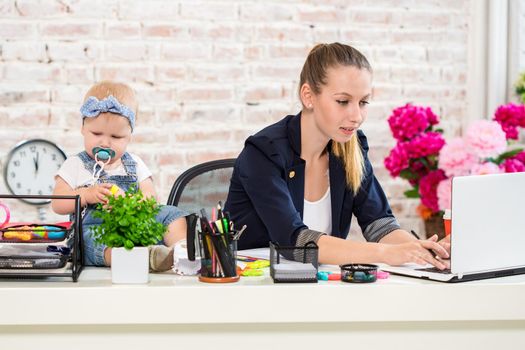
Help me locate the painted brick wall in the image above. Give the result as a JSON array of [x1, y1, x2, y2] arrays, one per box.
[[518, 1, 525, 72], [0, 0, 471, 233]]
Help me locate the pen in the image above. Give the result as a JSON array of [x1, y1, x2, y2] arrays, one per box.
[[411, 229, 441, 261], [214, 220, 224, 234], [222, 217, 229, 234], [233, 225, 247, 240], [410, 230, 420, 240], [217, 201, 223, 219]]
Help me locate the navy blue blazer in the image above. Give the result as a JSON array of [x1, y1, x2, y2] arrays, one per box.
[[224, 113, 396, 250]]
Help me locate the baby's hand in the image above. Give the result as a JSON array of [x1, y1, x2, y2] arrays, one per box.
[[83, 183, 113, 205]]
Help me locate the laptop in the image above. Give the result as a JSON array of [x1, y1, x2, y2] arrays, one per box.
[[381, 172, 525, 282]]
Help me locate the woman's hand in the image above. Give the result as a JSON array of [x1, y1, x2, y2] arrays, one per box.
[[437, 234, 451, 254], [81, 183, 113, 205], [382, 236, 449, 270]]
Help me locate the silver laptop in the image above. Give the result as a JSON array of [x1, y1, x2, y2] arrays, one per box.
[[382, 172, 525, 282]]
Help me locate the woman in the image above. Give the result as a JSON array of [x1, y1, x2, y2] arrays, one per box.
[[225, 43, 449, 268]]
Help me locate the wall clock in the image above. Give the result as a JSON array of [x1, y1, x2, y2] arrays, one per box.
[[4, 139, 67, 205]]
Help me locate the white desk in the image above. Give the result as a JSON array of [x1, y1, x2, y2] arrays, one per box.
[[1, 267, 525, 350]]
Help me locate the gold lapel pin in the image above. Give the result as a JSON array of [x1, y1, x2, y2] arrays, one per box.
[[289, 170, 295, 179]]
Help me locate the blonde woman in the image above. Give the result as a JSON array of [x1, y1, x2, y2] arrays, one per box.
[[225, 43, 449, 268]]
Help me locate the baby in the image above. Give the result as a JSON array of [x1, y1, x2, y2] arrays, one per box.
[[52, 81, 187, 271]]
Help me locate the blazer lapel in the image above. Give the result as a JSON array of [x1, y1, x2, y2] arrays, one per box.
[[286, 162, 305, 217], [286, 113, 306, 216]]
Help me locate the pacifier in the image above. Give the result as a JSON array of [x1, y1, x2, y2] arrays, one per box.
[[92, 147, 116, 161], [91, 147, 116, 183], [0, 201, 10, 229]]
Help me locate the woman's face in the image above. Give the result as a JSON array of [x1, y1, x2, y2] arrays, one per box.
[[310, 65, 372, 144]]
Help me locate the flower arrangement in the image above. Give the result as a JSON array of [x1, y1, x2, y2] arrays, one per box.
[[383, 103, 446, 217], [384, 102, 525, 221]]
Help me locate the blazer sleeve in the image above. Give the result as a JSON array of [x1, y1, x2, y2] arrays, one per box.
[[352, 133, 398, 241], [237, 141, 307, 246]]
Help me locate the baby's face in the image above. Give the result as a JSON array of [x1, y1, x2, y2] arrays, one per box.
[[81, 113, 132, 163]]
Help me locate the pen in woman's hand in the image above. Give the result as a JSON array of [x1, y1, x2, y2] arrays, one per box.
[[411, 229, 448, 264]]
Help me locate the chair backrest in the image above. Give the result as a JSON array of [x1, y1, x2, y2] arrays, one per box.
[[167, 158, 236, 214]]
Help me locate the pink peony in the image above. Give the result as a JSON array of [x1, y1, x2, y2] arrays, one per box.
[[471, 162, 503, 175], [405, 132, 445, 158], [387, 103, 440, 141], [419, 170, 446, 213], [436, 178, 452, 211], [500, 158, 525, 173], [384, 143, 409, 177], [407, 161, 429, 186], [438, 138, 479, 177], [493, 103, 525, 140], [465, 120, 507, 158], [513, 150, 525, 164]]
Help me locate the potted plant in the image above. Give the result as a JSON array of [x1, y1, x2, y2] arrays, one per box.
[[92, 186, 166, 284]]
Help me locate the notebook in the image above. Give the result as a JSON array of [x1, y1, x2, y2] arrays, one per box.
[[381, 172, 525, 282], [272, 260, 317, 281]]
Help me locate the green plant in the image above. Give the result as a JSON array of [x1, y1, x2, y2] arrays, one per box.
[[92, 187, 166, 250]]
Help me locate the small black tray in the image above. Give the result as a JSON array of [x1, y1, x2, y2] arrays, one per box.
[[269, 241, 319, 283]]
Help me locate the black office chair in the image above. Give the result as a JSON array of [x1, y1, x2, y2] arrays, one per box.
[[167, 158, 236, 214], [167, 158, 236, 260]]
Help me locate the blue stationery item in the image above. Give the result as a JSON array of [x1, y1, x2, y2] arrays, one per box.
[[317, 271, 329, 281]]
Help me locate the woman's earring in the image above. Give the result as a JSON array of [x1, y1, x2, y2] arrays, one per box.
[[308, 104, 313, 109]]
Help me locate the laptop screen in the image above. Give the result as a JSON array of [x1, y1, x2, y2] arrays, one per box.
[[450, 172, 525, 274]]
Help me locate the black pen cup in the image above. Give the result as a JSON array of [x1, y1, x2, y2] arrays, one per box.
[[198, 231, 239, 283]]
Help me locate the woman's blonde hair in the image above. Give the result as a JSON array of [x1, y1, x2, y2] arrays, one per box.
[[83, 81, 138, 117], [299, 43, 372, 193]]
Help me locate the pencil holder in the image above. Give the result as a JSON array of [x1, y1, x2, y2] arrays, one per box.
[[198, 230, 239, 283], [340, 264, 378, 283]]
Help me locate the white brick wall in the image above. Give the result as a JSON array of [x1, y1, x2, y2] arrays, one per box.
[[0, 0, 471, 231], [518, 1, 525, 72]]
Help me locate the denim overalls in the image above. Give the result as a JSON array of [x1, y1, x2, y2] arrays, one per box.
[[77, 151, 187, 266]]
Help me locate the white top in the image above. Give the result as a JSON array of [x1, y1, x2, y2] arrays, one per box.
[[56, 153, 152, 189], [303, 186, 332, 234]]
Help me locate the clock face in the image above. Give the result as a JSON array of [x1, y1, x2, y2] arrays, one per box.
[[4, 139, 67, 205]]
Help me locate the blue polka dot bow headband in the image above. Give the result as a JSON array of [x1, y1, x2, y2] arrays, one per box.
[[80, 95, 135, 132]]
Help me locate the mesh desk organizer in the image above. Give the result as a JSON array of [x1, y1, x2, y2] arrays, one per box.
[[270, 241, 319, 283], [0, 194, 83, 282]]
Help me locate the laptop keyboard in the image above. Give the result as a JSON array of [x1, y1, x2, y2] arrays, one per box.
[[416, 267, 452, 274]]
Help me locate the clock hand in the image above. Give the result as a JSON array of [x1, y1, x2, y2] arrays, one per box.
[[35, 152, 39, 172]]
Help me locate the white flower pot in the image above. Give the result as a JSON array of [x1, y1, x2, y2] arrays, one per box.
[[111, 246, 149, 284]]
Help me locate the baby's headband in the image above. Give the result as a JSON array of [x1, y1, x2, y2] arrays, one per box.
[[80, 95, 135, 132]]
